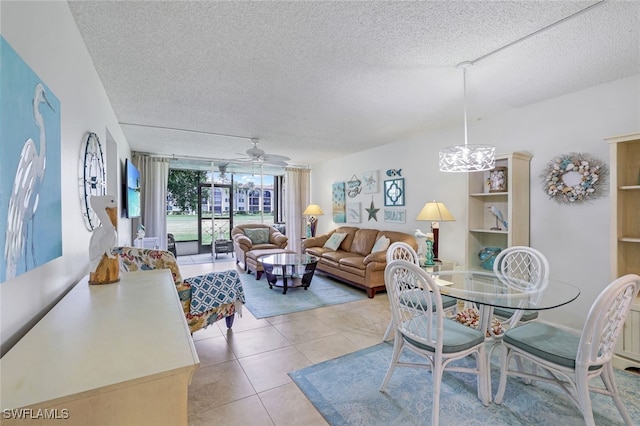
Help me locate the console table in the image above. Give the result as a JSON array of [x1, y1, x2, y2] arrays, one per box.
[[0, 270, 199, 425]]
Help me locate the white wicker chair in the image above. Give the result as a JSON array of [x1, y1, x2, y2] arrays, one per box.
[[380, 260, 489, 425], [382, 242, 456, 341], [494, 274, 640, 425], [492, 246, 550, 328]]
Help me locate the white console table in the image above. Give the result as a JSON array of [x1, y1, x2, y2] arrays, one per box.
[[0, 270, 199, 425]]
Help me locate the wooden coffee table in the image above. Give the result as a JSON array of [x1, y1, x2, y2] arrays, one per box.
[[259, 253, 320, 294]]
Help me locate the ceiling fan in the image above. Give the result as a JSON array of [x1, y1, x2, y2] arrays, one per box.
[[235, 139, 290, 166]]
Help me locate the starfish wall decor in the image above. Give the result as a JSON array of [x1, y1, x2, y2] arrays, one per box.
[[366, 198, 380, 221]]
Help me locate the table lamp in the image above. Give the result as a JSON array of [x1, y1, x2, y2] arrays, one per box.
[[303, 204, 324, 237], [416, 201, 455, 261]]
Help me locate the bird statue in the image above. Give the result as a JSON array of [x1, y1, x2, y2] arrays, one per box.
[[488, 206, 508, 230], [414, 229, 428, 257], [89, 195, 120, 284], [136, 223, 146, 240], [4, 83, 54, 280]]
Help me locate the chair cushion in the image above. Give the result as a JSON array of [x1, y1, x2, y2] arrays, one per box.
[[187, 270, 246, 315], [399, 289, 457, 310], [493, 307, 539, 322], [244, 228, 270, 244], [246, 248, 294, 261], [324, 232, 347, 251], [402, 316, 484, 354], [442, 295, 458, 310], [503, 322, 599, 370]]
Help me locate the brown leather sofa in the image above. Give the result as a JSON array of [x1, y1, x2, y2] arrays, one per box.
[[232, 224, 289, 270], [302, 226, 417, 298]]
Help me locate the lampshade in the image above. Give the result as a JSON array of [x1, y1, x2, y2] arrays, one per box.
[[416, 201, 455, 222], [303, 204, 324, 216], [439, 144, 495, 172], [439, 62, 495, 173]]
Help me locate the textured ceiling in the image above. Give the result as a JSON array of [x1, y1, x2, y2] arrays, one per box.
[[68, 1, 640, 167]]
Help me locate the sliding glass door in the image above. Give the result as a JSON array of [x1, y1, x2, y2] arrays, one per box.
[[167, 162, 283, 257], [197, 184, 213, 253]]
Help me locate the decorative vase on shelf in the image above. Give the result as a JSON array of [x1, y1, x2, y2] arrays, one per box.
[[478, 246, 502, 271], [489, 167, 508, 193]]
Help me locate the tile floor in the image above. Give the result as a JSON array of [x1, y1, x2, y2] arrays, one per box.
[[180, 258, 391, 426]]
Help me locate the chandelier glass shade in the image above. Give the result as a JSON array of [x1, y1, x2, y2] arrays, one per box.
[[439, 63, 495, 173], [439, 144, 496, 172]]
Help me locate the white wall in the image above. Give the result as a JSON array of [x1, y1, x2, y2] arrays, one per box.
[[1, 1, 638, 353], [311, 74, 640, 331], [0, 2, 133, 355]]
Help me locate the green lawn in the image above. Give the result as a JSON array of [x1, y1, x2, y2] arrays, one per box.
[[167, 213, 274, 242]]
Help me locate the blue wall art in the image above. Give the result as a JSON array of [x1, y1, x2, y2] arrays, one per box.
[[332, 182, 346, 223], [0, 36, 62, 283]]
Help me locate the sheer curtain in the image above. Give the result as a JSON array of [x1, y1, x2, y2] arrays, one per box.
[[284, 167, 310, 254], [132, 153, 169, 250]]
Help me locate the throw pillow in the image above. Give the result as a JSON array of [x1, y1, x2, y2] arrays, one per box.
[[323, 232, 347, 251], [371, 235, 391, 253], [244, 228, 270, 244]]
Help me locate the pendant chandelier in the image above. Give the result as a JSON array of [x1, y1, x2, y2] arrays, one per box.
[[439, 62, 495, 172], [436, 2, 606, 172]]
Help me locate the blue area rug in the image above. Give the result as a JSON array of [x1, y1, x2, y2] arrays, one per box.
[[289, 342, 640, 425], [239, 271, 367, 318]]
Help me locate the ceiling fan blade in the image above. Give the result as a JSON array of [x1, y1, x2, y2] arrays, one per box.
[[262, 153, 291, 162], [263, 159, 288, 167]]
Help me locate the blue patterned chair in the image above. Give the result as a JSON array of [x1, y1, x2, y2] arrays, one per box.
[[115, 247, 245, 334]]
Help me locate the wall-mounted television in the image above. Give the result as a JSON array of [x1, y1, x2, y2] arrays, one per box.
[[123, 158, 141, 218]]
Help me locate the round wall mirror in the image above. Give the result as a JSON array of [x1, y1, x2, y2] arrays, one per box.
[[79, 132, 106, 230]]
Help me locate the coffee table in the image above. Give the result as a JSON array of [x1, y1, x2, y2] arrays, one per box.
[[259, 253, 320, 294]]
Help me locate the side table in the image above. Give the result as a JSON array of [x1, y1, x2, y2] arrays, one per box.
[[214, 239, 234, 259]]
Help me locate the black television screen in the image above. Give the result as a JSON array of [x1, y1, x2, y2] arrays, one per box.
[[124, 159, 141, 218]]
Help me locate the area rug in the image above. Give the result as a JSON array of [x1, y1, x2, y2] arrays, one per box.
[[239, 271, 367, 318], [289, 342, 640, 426], [176, 254, 235, 266]]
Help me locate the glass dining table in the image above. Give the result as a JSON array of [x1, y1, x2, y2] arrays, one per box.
[[430, 269, 581, 338]]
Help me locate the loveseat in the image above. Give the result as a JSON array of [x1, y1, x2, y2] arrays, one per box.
[[232, 223, 289, 270], [302, 226, 417, 298]]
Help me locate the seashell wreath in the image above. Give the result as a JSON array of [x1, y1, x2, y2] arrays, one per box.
[[540, 152, 608, 204]]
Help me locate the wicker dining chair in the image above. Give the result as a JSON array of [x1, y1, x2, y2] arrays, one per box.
[[380, 260, 489, 425], [382, 242, 457, 341], [494, 274, 640, 425]]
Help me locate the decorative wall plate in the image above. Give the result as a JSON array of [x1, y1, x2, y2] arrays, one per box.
[[79, 132, 106, 230], [540, 152, 607, 204]]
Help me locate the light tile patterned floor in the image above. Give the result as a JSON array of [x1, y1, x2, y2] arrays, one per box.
[[180, 258, 391, 426]]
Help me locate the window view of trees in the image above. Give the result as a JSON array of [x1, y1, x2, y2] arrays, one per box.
[[167, 168, 279, 247], [167, 169, 206, 214]]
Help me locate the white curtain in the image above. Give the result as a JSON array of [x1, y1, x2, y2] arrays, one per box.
[[132, 153, 169, 250], [285, 167, 310, 253]]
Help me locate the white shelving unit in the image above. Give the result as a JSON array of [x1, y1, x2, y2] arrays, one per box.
[[465, 152, 532, 269], [606, 132, 640, 370]]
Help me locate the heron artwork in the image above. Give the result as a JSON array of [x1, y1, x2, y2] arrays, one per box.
[[4, 83, 55, 280]]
